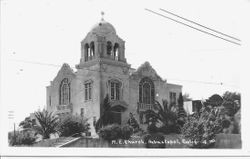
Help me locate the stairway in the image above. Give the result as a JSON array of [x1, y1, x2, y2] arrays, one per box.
[[52, 137, 75, 147]]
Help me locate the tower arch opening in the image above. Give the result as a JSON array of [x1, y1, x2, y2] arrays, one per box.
[[107, 41, 112, 56], [113, 43, 119, 61], [84, 43, 90, 61]]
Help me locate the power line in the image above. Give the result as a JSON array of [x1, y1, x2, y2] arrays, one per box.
[[159, 8, 241, 42], [10, 59, 62, 67], [145, 8, 241, 46], [9, 58, 239, 88], [167, 78, 239, 88]]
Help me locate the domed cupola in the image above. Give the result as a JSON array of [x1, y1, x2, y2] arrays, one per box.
[[90, 19, 116, 35], [77, 12, 127, 69]]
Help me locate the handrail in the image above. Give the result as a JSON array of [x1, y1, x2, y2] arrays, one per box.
[[137, 102, 154, 111]]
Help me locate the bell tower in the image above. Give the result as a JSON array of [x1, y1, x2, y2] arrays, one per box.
[[76, 12, 127, 69]]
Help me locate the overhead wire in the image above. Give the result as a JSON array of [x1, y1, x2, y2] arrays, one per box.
[[9, 58, 239, 88], [159, 8, 241, 42], [145, 8, 241, 46]]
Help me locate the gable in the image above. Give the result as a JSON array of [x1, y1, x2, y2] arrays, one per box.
[[130, 61, 163, 81], [53, 63, 75, 84]]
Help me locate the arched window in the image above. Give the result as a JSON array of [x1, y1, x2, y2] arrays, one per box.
[[139, 77, 155, 104], [59, 78, 70, 105], [107, 41, 112, 56], [84, 43, 90, 61], [90, 41, 95, 59], [113, 43, 119, 61]]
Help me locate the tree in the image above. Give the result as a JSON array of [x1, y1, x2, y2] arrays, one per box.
[[9, 130, 36, 146], [33, 110, 59, 139], [19, 117, 35, 130], [177, 93, 186, 127], [207, 94, 223, 107], [222, 91, 241, 116], [95, 94, 113, 132]]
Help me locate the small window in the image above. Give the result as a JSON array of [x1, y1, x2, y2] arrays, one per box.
[[49, 96, 51, 106], [80, 108, 84, 117], [85, 81, 93, 101], [170, 92, 177, 105]]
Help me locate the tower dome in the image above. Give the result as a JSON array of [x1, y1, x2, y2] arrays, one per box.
[[90, 19, 116, 35]]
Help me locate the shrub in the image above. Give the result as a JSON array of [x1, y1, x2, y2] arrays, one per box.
[[159, 124, 181, 134], [127, 113, 140, 133], [98, 124, 133, 141], [9, 130, 36, 146], [233, 109, 241, 134], [121, 125, 133, 140], [98, 124, 122, 142], [144, 133, 165, 148], [147, 122, 159, 134], [182, 106, 222, 148], [221, 119, 231, 129], [58, 115, 90, 137]]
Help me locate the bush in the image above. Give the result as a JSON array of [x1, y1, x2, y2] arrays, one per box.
[[98, 124, 133, 141], [58, 115, 90, 137], [144, 133, 165, 148], [182, 106, 222, 148], [98, 124, 122, 141], [159, 124, 181, 134], [233, 109, 241, 134], [121, 125, 133, 140], [147, 122, 159, 134], [9, 130, 36, 146]]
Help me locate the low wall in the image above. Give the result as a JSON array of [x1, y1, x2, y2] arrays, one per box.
[[214, 134, 241, 149], [61, 134, 242, 148], [60, 137, 109, 147]]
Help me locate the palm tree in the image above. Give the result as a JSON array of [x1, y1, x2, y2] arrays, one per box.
[[144, 100, 180, 134], [33, 110, 59, 139]]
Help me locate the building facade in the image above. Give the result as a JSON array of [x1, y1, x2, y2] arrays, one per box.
[[46, 18, 182, 136]]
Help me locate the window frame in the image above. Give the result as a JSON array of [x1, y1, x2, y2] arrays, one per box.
[[59, 78, 70, 105], [109, 79, 122, 101], [139, 77, 155, 104], [84, 80, 93, 101], [170, 92, 177, 105]]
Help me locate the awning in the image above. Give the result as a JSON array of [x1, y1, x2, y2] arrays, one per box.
[[109, 100, 128, 112]]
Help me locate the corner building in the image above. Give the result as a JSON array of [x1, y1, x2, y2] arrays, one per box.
[[46, 18, 182, 136]]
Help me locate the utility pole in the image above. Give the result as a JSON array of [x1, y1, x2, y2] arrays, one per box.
[[8, 111, 15, 145]]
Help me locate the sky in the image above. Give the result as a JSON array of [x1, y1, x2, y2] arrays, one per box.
[[1, 0, 249, 128]]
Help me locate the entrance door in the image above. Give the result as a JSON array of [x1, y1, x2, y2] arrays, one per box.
[[111, 111, 121, 125], [109, 105, 124, 125]]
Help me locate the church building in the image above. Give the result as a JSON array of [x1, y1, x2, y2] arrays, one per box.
[[46, 16, 182, 136]]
